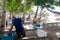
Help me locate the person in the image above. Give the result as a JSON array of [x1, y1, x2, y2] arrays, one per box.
[[9, 16, 26, 40]]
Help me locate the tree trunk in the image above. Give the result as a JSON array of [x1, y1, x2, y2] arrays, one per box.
[[18, 11, 20, 18], [17, 10, 20, 18], [10, 12, 12, 19], [28, 13, 30, 19], [11, 7, 14, 20], [19, 12, 21, 18], [9, 6, 14, 20], [47, 8, 60, 14], [9, 12, 13, 20], [24, 0, 27, 19], [0, 0, 6, 38], [27, 13, 30, 21], [39, 7, 44, 28], [34, 6, 39, 20], [23, 0, 27, 24], [40, 7, 43, 21]]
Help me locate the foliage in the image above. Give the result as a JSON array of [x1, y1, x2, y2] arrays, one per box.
[[34, 0, 59, 7], [0, 1, 2, 6], [6, 0, 22, 14], [6, 0, 33, 15], [0, 0, 2, 15], [0, 10, 2, 15]]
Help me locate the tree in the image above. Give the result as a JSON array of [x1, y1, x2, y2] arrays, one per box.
[[6, 0, 32, 18], [0, 0, 2, 6], [20, 0, 34, 23], [0, 0, 6, 38], [47, 8, 60, 14], [6, 0, 33, 25], [33, 0, 59, 20], [34, 6, 39, 20], [0, 0, 2, 15], [6, 0, 22, 19]]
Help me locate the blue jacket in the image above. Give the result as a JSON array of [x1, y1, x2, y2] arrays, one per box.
[[12, 18, 24, 34]]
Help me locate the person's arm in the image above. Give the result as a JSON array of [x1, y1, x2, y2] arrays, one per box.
[[8, 23, 13, 34], [9, 23, 13, 31]]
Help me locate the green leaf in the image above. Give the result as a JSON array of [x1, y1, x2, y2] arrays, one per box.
[[0, 1, 2, 6]]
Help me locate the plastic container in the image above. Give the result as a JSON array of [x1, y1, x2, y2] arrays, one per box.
[[2, 35, 15, 40], [37, 29, 47, 37], [1, 31, 16, 40]]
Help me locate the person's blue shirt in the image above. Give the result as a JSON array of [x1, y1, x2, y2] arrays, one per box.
[[12, 18, 24, 34]]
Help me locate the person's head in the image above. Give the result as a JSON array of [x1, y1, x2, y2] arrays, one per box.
[[33, 20, 37, 25], [12, 16, 16, 20]]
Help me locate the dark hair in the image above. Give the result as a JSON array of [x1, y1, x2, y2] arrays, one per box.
[[12, 16, 16, 18], [33, 20, 36, 23]]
